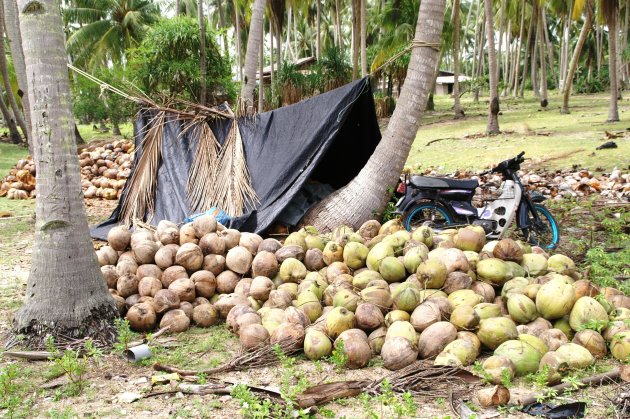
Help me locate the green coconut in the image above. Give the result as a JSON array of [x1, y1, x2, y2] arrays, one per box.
[[326, 307, 356, 339], [411, 226, 434, 247], [352, 270, 383, 290], [403, 246, 427, 274], [536, 279, 577, 320], [434, 352, 463, 367], [501, 277, 530, 298], [304, 330, 332, 360], [333, 289, 360, 312], [305, 234, 326, 251], [569, 296, 609, 331], [507, 294, 538, 324], [343, 242, 369, 270], [477, 258, 511, 286], [494, 340, 543, 376], [518, 334, 548, 357], [284, 232, 307, 250], [379, 256, 407, 283], [279, 258, 307, 283], [379, 219, 404, 235], [521, 253, 548, 277], [547, 254, 576, 276], [506, 261, 527, 279], [442, 339, 479, 365], [474, 303, 503, 320], [322, 241, 344, 265], [453, 227, 486, 252], [556, 343, 594, 369], [418, 289, 448, 302], [610, 308, 630, 322], [296, 291, 323, 322], [553, 317, 574, 340], [416, 259, 448, 289], [385, 320, 418, 345], [610, 331, 630, 362], [477, 317, 519, 350], [393, 286, 423, 313], [450, 305, 480, 331], [385, 310, 411, 326], [448, 289, 485, 309], [366, 242, 395, 271]]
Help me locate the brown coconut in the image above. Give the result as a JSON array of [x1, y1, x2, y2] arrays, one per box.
[[125, 302, 157, 332], [235, 278, 253, 296], [203, 254, 226, 276], [573, 280, 600, 299], [169, 277, 196, 302], [125, 294, 142, 309], [284, 306, 311, 328], [573, 329, 607, 358], [130, 229, 155, 248], [138, 276, 162, 297], [265, 290, 293, 309], [116, 258, 138, 276], [192, 214, 217, 238], [220, 229, 241, 249], [179, 223, 198, 244], [160, 309, 190, 332], [539, 328, 569, 351], [154, 245, 178, 269], [381, 336, 419, 370], [175, 243, 204, 271], [190, 270, 216, 298], [410, 300, 443, 332], [215, 293, 251, 318], [270, 322, 305, 348], [117, 273, 139, 298], [235, 312, 263, 333], [158, 227, 180, 245], [97, 246, 119, 266], [443, 272, 473, 294], [226, 304, 257, 332], [240, 233, 263, 255], [304, 248, 326, 271], [355, 303, 385, 331], [192, 304, 219, 327], [136, 264, 162, 280], [132, 240, 159, 265], [225, 246, 253, 275], [335, 330, 372, 369], [239, 324, 270, 350], [112, 294, 127, 315], [249, 276, 275, 301], [275, 245, 305, 263], [470, 281, 496, 303], [161, 266, 189, 288], [418, 321, 458, 359], [156, 220, 178, 236], [153, 289, 180, 314], [180, 301, 194, 318], [199, 233, 225, 256], [526, 317, 553, 337], [216, 270, 241, 294], [493, 238, 523, 262], [101, 265, 119, 289], [258, 238, 283, 253], [107, 226, 131, 251], [251, 251, 279, 278]]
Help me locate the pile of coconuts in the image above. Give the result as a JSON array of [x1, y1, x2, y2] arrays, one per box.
[[1, 140, 133, 200], [99, 216, 630, 384]]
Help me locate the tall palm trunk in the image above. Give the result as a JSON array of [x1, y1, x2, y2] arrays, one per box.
[[301, 0, 446, 231], [513, 0, 526, 96], [240, 0, 266, 112], [485, 0, 500, 134], [198, 0, 207, 105], [0, 96, 21, 143], [541, 7, 555, 86], [537, 4, 548, 107], [14, 0, 117, 347], [605, 1, 620, 122], [335, 0, 343, 51], [234, 0, 243, 82], [216, 0, 229, 58], [360, 0, 367, 77], [316, 0, 321, 59], [259, 17, 264, 112], [531, 3, 539, 98], [0, 6, 26, 140], [351, 0, 359, 80], [561, 2, 592, 114], [453, 0, 464, 118]]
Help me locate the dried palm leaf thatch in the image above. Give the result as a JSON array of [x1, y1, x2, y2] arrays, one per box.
[[181, 118, 221, 213], [119, 111, 166, 226], [210, 114, 259, 217]]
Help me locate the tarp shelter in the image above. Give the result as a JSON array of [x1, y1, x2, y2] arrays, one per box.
[[91, 77, 381, 240]]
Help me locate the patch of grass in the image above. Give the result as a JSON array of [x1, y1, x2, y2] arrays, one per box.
[[0, 143, 29, 177], [76, 122, 133, 142], [0, 363, 35, 418], [410, 92, 629, 173], [358, 379, 417, 419]]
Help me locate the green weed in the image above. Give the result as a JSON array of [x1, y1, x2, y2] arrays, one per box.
[[326, 339, 348, 371]]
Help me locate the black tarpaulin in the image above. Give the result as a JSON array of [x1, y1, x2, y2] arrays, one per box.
[[91, 77, 381, 239]]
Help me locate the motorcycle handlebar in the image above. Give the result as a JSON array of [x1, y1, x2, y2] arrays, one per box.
[[480, 152, 526, 175]]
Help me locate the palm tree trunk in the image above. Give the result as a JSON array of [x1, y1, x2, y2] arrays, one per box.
[[240, 0, 266, 112], [623, 0, 629, 84], [301, 0, 446, 231], [485, 0, 500, 134], [14, 0, 117, 347], [316, 0, 321, 59], [606, 2, 620, 122], [537, 4, 548, 107], [335, 0, 343, 51], [463, 0, 475, 75], [497, 0, 506, 84], [198, 0, 207, 105], [453, 0, 464, 118], [0, 5, 27, 141], [259, 17, 264, 112], [360, 0, 367, 77], [561, 2, 592, 114], [217, 0, 229, 58], [531, 3, 539, 98], [502, 19, 511, 96], [520, 3, 534, 97], [234, 0, 243, 82], [596, 22, 602, 72], [176, 0, 180, 15], [351, 0, 359, 80], [541, 7, 556, 87], [0, 96, 22, 143]]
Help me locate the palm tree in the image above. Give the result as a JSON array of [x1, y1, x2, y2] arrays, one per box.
[[603, 0, 620, 122], [453, 0, 464, 118], [561, 0, 592, 114], [301, 0, 446, 231], [537, 2, 549, 107], [485, 0, 500, 133], [64, 0, 159, 69], [360, 0, 367, 77], [241, 0, 266, 111], [14, 0, 117, 347], [198, 0, 207, 105]]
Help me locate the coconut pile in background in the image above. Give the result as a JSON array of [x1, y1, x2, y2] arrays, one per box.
[[98, 215, 630, 386], [0, 140, 134, 200]]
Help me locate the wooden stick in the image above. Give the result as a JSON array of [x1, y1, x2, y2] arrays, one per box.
[[517, 368, 621, 406], [3, 351, 59, 360]]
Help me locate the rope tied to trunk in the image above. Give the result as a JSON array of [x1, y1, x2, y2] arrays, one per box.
[[370, 39, 441, 76]]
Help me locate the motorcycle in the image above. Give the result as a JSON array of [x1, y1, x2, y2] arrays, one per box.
[[394, 152, 560, 249]]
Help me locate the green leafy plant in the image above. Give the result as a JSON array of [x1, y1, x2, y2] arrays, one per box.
[[359, 379, 417, 419], [113, 318, 136, 355], [0, 364, 23, 418], [326, 339, 348, 371], [471, 361, 493, 384]]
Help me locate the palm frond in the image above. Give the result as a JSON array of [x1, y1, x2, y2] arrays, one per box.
[[119, 111, 166, 225], [184, 118, 221, 213]]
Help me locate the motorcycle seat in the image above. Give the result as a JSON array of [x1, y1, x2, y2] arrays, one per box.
[[410, 176, 479, 190]]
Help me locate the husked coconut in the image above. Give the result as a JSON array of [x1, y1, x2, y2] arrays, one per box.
[[220, 229, 241, 249], [132, 240, 159, 264], [192, 304, 219, 327], [239, 233, 263, 255], [107, 226, 131, 251], [214, 293, 250, 318], [199, 233, 225, 256], [101, 265, 119, 289], [239, 324, 270, 350], [161, 266, 188, 288], [169, 278, 196, 302], [192, 214, 217, 238], [258, 238, 283, 253], [153, 289, 180, 313], [125, 302, 157, 331], [190, 270, 216, 298], [251, 251, 279, 278], [216, 270, 240, 294], [179, 223, 197, 244], [138, 276, 162, 297], [276, 245, 305, 263], [97, 246, 119, 266], [226, 246, 253, 274], [355, 303, 385, 331], [154, 245, 177, 269], [117, 273, 139, 298], [203, 254, 226, 276]]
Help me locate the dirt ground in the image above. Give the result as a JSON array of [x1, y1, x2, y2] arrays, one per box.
[[1, 197, 629, 418]]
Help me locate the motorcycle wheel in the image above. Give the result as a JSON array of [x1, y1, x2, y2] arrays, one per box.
[[402, 202, 454, 232], [521, 204, 560, 250]]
